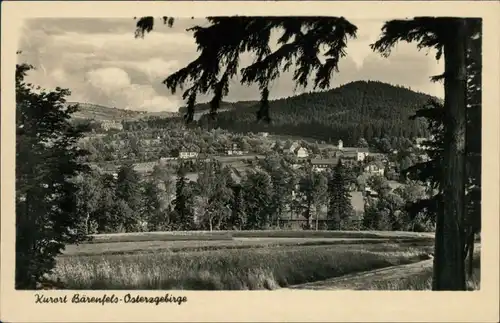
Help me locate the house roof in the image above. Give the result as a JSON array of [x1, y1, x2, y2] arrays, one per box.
[[294, 146, 307, 153], [310, 158, 339, 165], [342, 147, 370, 153]]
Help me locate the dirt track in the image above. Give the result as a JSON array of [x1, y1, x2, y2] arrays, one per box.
[[284, 259, 434, 290], [285, 243, 480, 290]]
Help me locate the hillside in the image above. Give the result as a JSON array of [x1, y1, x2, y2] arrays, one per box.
[[178, 100, 259, 114], [68, 102, 147, 121], [199, 81, 438, 146], [69, 102, 181, 123]]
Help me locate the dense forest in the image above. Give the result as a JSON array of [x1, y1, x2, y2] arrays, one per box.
[[197, 81, 437, 146]]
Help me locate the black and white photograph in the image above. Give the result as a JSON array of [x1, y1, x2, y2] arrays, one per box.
[[2, 1, 499, 322], [11, 14, 485, 290]]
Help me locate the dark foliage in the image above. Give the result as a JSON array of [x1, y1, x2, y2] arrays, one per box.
[[327, 159, 354, 230], [136, 16, 357, 123], [200, 80, 433, 146], [16, 63, 90, 289]]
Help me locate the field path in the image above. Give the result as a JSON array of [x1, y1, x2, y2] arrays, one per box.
[[284, 259, 433, 290], [285, 243, 480, 290]]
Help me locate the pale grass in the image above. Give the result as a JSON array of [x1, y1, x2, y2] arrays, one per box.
[[370, 250, 481, 291], [53, 242, 434, 290], [87, 230, 434, 244], [62, 237, 430, 257]]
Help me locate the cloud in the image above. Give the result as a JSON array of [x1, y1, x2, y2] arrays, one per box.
[[86, 67, 131, 91], [18, 17, 444, 114], [116, 58, 181, 82]]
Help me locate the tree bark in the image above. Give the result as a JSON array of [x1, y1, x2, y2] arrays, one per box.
[[432, 19, 468, 290], [315, 210, 319, 231]]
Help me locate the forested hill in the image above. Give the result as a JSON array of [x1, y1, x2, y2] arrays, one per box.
[[199, 80, 438, 146], [178, 100, 259, 120], [68, 102, 145, 121]]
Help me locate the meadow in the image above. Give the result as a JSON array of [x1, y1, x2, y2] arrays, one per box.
[[51, 230, 442, 290]]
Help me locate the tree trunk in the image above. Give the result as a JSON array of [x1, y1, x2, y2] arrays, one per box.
[[315, 205, 319, 230], [432, 19, 468, 290], [85, 212, 90, 235], [466, 232, 475, 277]]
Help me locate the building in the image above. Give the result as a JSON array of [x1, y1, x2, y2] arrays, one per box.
[[258, 132, 269, 138], [414, 136, 435, 150], [226, 143, 245, 156], [179, 150, 199, 159], [295, 147, 309, 158], [100, 120, 123, 131], [282, 190, 364, 230], [334, 139, 370, 161], [363, 163, 385, 176], [340, 148, 370, 161], [310, 158, 339, 172]]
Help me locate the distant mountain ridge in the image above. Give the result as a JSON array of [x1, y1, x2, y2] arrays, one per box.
[[69, 80, 440, 146], [197, 80, 439, 145]]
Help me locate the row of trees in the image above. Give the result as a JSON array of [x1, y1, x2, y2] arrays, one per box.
[[16, 63, 90, 289], [74, 156, 360, 233], [80, 122, 273, 163], [74, 151, 432, 235]]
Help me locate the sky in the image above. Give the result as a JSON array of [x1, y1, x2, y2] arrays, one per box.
[[18, 17, 445, 113]]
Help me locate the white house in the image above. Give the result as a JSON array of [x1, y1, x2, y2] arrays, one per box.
[[356, 150, 370, 161], [310, 158, 339, 172], [226, 143, 245, 155], [179, 151, 199, 159], [100, 120, 123, 131], [364, 163, 385, 176], [340, 148, 370, 161], [295, 147, 309, 158], [335, 139, 370, 161]]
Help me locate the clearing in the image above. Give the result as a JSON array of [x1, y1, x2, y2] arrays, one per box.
[[52, 230, 441, 290]]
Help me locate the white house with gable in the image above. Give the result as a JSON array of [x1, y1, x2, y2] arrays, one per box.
[[295, 147, 309, 158]]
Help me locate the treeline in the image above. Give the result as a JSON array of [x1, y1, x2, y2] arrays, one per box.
[[75, 158, 355, 233], [76, 154, 433, 235], [200, 80, 434, 146], [79, 122, 272, 163]]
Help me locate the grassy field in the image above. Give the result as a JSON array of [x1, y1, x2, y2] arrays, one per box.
[[54, 241, 434, 290], [62, 237, 432, 257], [52, 230, 440, 290], [86, 230, 434, 244]]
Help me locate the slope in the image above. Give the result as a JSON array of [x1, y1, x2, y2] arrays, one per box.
[[68, 102, 146, 121]]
